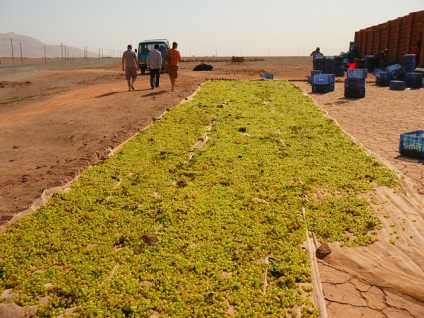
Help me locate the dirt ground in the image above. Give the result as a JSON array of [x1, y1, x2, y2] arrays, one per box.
[[1, 56, 424, 317]]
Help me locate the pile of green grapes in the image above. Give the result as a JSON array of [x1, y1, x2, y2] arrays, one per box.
[[0, 81, 398, 317]]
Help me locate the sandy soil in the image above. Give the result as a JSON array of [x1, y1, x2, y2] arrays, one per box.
[[1, 56, 423, 317]]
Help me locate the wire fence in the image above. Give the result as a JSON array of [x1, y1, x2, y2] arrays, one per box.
[[0, 37, 122, 66]]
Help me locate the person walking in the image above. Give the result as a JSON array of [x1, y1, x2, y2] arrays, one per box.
[[166, 42, 182, 92], [122, 44, 139, 91], [147, 44, 162, 89]]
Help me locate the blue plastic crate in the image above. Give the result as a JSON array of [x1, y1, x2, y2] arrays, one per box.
[[260, 73, 273, 80], [334, 65, 345, 77], [344, 87, 365, 98], [399, 130, 424, 159], [389, 80, 406, 91], [313, 54, 325, 61], [372, 68, 382, 77], [403, 54, 416, 73], [344, 78, 366, 89], [312, 74, 335, 85], [347, 68, 368, 79], [324, 57, 335, 74], [312, 83, 334, 93], [375, 74, 390, 87], [405, 72, 423, 89], [386, 64, 404, 80]]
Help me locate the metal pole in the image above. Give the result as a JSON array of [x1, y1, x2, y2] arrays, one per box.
[[20, 42, 23, 65], [11, 38, 15, 65], [44, 45, 47, 62]]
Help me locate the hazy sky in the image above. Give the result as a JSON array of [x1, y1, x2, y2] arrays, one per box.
[[1, 0, 423, 57]]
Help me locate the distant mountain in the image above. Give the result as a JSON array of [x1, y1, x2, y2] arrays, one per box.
[[0, 32, 99, 58]]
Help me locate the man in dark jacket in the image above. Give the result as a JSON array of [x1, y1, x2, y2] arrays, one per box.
[[374, 48, 388, 70]]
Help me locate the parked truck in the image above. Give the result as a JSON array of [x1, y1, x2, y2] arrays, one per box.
[[136, 39, 170, 75]]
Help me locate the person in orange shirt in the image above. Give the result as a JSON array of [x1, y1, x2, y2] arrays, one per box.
[[412, 41, 421, 66], [166, 42, 182, 92]]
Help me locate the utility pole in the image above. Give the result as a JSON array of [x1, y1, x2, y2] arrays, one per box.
[[11, 38, 15, 65], [20, 42, 23, 65], [44, 45, 47, 62], [61, 43, 63, 61]]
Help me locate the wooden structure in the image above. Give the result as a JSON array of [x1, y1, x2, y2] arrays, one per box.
[[354, 10, 423, 64]]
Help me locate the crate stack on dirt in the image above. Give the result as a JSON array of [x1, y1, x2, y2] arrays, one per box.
[[308, 55, 343, 94], [402, 54, 423, 89], [311, 74, 335, 93], [345, 68, 367, 98], [373, 54, 423, 91], [312, 55, 344, 77], [373, 68, 390, 87]]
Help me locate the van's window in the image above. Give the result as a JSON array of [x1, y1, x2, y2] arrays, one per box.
[[139, 43, 168, 55]]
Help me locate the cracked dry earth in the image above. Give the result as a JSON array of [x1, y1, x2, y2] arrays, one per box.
[[1, 57, 424, 317]]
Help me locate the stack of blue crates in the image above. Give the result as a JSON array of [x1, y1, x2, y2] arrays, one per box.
[[313, 56, 325, 73], [324, 57, 335, 74], [345, 69, 367, 98], [312, 55, 344, 77], [334, 56, 345, 77], [311, 74, 335, 93], [402, 54, 422, 89]]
